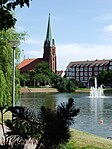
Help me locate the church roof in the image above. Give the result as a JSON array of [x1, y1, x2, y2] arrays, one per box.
[[17, 58, 43, 73]]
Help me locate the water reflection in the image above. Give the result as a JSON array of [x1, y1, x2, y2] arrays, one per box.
[[90, 98, 104, 122], [19, 92, 57, 112], [19, 92, 112, 138]]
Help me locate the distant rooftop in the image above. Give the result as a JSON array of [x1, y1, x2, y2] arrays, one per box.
[[67, 59, 111, 68]]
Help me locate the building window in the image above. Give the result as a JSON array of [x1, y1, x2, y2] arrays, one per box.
[[68, 68, 71, 71], [80, 67, 83, 71], [89, 72, 92, 76], [109, 66, 112, 70], [76, 77, 79, 81], [84, 72, 87, 76], [89, 67, 92, 71], [110, 62, 112, 65], [72, 68, 75, 71], [76, 68, 79, 71], [80, 72, 83, 76], [72, 72, 75, 76], [66, 69, 68, 72], [80, 77, 83, 81], [76, 72, 79, 76], [68, 72, 72, 76], [104, 67, 107, 70], [94, 67, 98, 71], [94, 72, 98, 75], [84, 77, 87, 81], [84, 67, 87, 71], [99, 67, 102, 71]]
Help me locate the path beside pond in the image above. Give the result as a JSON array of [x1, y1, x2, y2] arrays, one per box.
[[20, 87, 89, 93], [20, 87, 112, 94], [20, 87, 58, 93]]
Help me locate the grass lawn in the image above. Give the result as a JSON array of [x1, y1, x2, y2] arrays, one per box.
[[0, 111, 12, 123], [69, 129, 112, 149]]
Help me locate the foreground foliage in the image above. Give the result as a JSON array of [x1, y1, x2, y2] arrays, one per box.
[[0, 98, 80, 149], [0, 0, 32, 30]]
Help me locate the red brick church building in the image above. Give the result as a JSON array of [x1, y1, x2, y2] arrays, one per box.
[[18, 14, 57, 74]]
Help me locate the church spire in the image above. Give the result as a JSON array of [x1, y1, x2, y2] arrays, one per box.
[[45, 13, 55, 47], [43, 14, 57, 73], [46, 13, 52, 41]]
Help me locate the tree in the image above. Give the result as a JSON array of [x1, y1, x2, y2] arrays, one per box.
[[19, 73, 30, 86], [105, 70, 112, 86], [0, 29, 25, 106], [34, 62, 53, 86], [1, 98, 80, 148], [52, 76, 76, 92], [29, 71, 36, 87], [96, 70, 112, 87], [34, 74, 50, 86], [97, 70, 108, 86], [0, 70, 7, 107], [0, 0, 32, 30], [34, 61, 53, 76]]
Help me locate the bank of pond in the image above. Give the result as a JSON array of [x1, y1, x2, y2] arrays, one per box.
[[69, 128, 112, 149]]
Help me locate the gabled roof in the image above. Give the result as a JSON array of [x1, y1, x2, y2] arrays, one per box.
[[67, 59, 110, 68], [67, 60, 94, 68], [18, 58, 37, 69], [17, 58, 43, 73]]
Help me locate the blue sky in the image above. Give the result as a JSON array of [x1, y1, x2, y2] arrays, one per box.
[[15, 0, 112, 70]]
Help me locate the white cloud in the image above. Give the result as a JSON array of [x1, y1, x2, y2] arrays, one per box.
[[57, 43, 112, 70], [25, 38, 42, 45], [102, 25, 112, 40], [95, 13, 112, 21], [103, 25, 112, 33]]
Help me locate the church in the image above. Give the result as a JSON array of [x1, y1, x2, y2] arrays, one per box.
[[18, 14, 57, 74]]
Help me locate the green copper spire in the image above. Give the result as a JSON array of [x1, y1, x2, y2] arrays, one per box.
[[45, 13, 55, 47], [46, 13, 52, 40]]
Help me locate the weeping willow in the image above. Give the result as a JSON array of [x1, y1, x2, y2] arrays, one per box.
[[0, 29, 26, 107]]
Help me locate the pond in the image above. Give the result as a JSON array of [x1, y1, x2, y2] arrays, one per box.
[[19, 91, 112, 138]]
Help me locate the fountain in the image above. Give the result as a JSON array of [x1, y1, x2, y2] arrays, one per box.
[[90, 77, 104, 98]]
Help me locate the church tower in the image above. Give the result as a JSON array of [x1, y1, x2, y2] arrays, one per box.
[[43, 14, 57, 73]]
